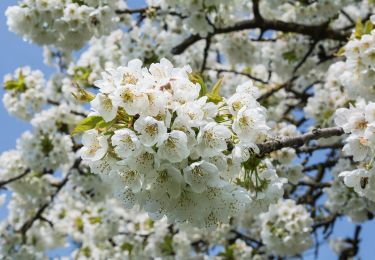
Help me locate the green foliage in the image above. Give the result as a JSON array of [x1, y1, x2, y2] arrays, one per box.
[[218, 244, 236, 260], [354, 19, 373, 39], [81, 247, 91, 257], [58, 209, 66, 219], [207, 77, 223, 104], [3, 71, 27, 92], [282, 50, 298, 63], [75, 217, 84, 232], [143, 51, 159, 66], [71, 84, 95, 103], [73, 66, 92, 83], [72, 0, 86, 6], [189, 72, 207, 97], [72, 116, 104, 135], [160, 235, 175, 255], [40, 135, 54, 155], [88, 216, 101, 224], [121, 242, 134, 254]]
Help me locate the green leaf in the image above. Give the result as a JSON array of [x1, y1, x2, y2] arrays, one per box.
[[364, 20, 373, 35], [354, 19, 364, 39], [72, 0, 85, 6], [160, 235, 174, 255], [88, 216, 101, 224], [96, 119, 115, 131], [40, 135, 54, 155], [3, 71, 27, 92], [71, 84, 95, 103], [206, 77, 223, 104], [75, 217, 84, 232], [334, 47, 346, 57], [81, 247, 91, 257], [121, 243, 134, 253], [282, 50, 298, 63], [72, 116, 103, 135], [73, 66, 92, 83], [189, 72, 207, 97]]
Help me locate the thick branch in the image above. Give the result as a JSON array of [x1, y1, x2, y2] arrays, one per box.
[[172, 18, 350, 54], [257, 127, 344, 156]]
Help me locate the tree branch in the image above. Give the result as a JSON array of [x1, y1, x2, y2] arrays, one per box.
[[0, 169, 30, 188], [17, 159, 81, 235], [172, 18, 350, 54], [257, 127, 344, 156]]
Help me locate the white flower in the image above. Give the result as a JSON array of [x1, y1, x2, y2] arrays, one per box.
[[90, 93, 118, 122], [183, 161, 221, 193], [176, 101, 205, 127], [233, 106, 269, 143], [113, 59, 143, 86], [80, 129, 108, 161], [150, 164, 184, 198], [111, 165, 143, 193], [227, 89, 259, 115], [111, 129, 141, 159], [340, 167, 375, 202], [134, 116, 167, 147], [114, 84, 149, 116], [122, 148, 158, 174], [196, 122, 232, 157], [157, 130, 189, 163]]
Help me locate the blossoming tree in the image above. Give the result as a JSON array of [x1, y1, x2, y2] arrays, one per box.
[[1, 0, 375, 258]]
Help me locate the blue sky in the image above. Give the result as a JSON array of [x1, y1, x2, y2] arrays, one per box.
[[0, 1, 374, 259]]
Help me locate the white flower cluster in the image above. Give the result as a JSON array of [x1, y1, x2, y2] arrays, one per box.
[[260, 199, 313, 257], [335, 99, 375, 162], [16, 130, 74, 173], [260, 0, 355, 25], [151, 0, 251, 36], [334, 100, 375, 202], [305, 62, 349, 127], [2, 67, 46, 120], [340, 167, 375, 203], [245, 160, 287, 213], [324, 159, 375, 223], [269, 123, 304, 185], [0, 150, 27, 181], [79, 58, 271, 228], [5, 0, 126, 51], [340, 17, 375, 101]]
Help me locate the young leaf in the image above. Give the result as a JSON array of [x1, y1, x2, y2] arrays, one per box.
[[207, 77, 223, 104], [364, 20, 373, 35], [189, 72, 207, 97], [71, 84, 95, 103], [334, 47, 346, 57], [72, 116, 103, 135], [354, 19, 363, 39], [282, 50, 298, 63]]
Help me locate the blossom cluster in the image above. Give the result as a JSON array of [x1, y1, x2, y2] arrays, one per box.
[[260, 199, 313, 257], [6, 0, 126, 51], [324, 159, 375, 222], [79, 58, 273, 228], [2, 67, 46, 120], [2, 0, 375, 258], [334, 100, 375, 202], [340, 17, 375, 101]]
